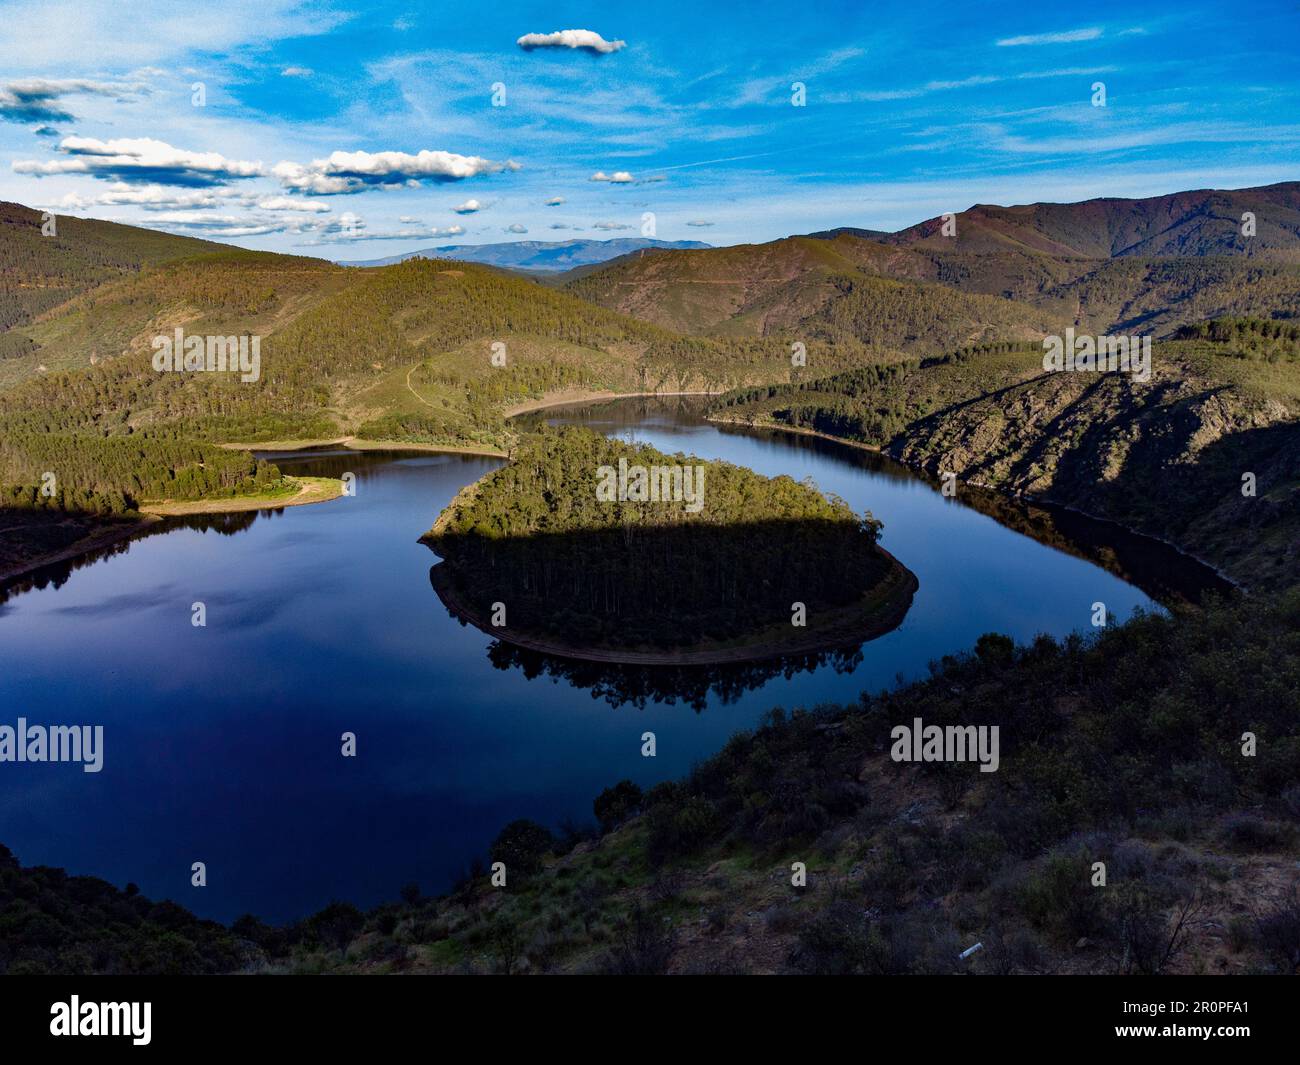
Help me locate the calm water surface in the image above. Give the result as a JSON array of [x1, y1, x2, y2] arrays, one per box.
[[0, 398, 1224, 922]]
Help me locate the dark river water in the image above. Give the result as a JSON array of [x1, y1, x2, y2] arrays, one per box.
[[0, 397, 1227, 923]]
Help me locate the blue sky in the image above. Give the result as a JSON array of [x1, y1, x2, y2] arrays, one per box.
[[2, 0, 1297, 258]]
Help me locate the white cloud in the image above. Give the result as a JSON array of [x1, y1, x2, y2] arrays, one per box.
[[685, 219, 714, 227], [139, 212, 291, 238], [0, 77, 148, 124], [593, 220, 631, 230], [273, 149, 519, 194], [280, 66, 313, 78], [398, 215, 420, 223], [997, 28, 1102, 47], [14, 136, 264, 185], [256, 195, 330, 213], [517, 29, 626, 55], [590, 170, 634, 183], [296, 221, 465, 246], [506, 223, 527, 233], [452, 198, 482, 213], [545, 196, 565, 206], [54, 182, 240, 210]]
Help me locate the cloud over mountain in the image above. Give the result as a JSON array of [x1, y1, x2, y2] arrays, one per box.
[[272, 149, 519, 194]]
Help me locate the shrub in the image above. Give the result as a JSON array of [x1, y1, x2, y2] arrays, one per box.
[[301, 902, 364, 953], [790, 905, 958, 975], [645, 796, 722, 865], [598, 905, 677, 975], [1018, 851, 1105, 945], [594, 780, 644, 834], [1220, 814, 1293, 853], [490, 819, 555, 878], [1256, 887, 1300, 974]]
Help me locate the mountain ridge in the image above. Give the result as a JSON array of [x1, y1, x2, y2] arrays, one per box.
[[340, 237, 713, 272]]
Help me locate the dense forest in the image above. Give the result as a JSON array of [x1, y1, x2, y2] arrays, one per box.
[[424, 426, 894, 649]]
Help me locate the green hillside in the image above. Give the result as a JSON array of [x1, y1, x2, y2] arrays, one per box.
[[712, 322, 1300, 590], [0, 202, 227, 380], [0, 229, 803, 519], [564, 235, 1067, 350]]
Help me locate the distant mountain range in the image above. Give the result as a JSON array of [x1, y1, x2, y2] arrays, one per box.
[[340, 237, 713, 272], [564, 181, 1300, 338], [808, 181, 1300, 258]]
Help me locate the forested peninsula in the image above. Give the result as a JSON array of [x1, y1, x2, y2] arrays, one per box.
[[422, 426, 916, 662]]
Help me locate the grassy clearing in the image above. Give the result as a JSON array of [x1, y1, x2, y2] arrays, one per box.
[[140, 475, 343, 515]]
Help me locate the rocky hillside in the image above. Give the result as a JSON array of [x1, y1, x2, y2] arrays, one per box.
[[712, 324, 1300, 590]]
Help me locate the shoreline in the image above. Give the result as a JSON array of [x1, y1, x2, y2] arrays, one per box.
[[214, 391, 722, 454], [218, 435, 507, 458], [139, 476, 345, 517], [0, 516, 161, 586], [0, 477, 344, 585], [503, 389, 720, 418], [426, 549, 917, 666], [0, 392, 1242, 595], [706, 411, 1242, 592], [706, 412, 883, 454]]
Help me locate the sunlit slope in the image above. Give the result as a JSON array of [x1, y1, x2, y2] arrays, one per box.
[[564, 235, 1067, 348], [0, 201, 228, 375], [0, 248, 805, 504], [568, 183, 1300, 342], [1041, 257, 1300, 335]]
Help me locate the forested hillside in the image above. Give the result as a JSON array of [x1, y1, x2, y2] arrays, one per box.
[[0, 202, 224, 374], [564, 235, 1066, 345], [3, 188, 1299, 579], [0, 235, 795, 521], [712, 321, 1300, 589]]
